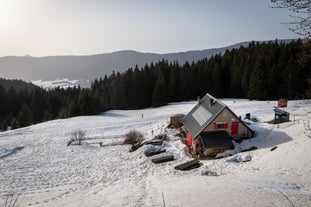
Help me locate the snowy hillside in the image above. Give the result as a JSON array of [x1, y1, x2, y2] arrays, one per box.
[[0, 99, 311, 207], [32, 79, 91, 89]]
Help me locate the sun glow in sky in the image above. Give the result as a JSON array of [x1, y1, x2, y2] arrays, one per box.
[[0, 0, 299, 57]]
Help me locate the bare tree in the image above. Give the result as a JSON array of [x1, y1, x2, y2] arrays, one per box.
[[124, 130, 145, 151], [271, 0, 311, 38], [68, 130, 86, 146]]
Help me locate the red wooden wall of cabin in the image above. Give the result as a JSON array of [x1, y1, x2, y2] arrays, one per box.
[[187, 132, 193, 147]]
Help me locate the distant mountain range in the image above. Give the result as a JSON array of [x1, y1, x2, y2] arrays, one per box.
[[0, 39, 294, 81]]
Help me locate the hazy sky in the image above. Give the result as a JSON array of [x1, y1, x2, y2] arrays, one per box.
[[0, 0, 299, 57]]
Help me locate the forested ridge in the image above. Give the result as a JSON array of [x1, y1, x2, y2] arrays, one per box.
[[0, 40, 310, 130], [0, 78, 39, 91]]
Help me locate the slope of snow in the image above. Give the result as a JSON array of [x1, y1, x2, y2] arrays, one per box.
[[0, 100, 311, 207], [32, 79, 91, 89]]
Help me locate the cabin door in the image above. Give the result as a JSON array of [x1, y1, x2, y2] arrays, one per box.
[[231, 122, 239, 135]]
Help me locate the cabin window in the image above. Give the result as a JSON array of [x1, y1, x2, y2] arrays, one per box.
[[214, 123, 228, 129], [218, 123, 225, 129]]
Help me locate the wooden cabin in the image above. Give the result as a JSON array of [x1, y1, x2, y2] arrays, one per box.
[[183, 93, 254, 157]]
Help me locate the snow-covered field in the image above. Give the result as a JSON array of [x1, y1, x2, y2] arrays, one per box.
[[1, 99, 311, 207], [32, 79, 91, 89]]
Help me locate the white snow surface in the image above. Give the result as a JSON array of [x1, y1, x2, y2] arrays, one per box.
[[32, 79, 91, 89], [1, 99, 311, 207]]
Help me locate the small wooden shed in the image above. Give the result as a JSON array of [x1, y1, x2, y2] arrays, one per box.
[[277, 99, 288, 108], [274, 108, 290, 124]]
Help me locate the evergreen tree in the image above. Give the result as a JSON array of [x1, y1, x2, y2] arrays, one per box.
[[131, 66, 149, 108], [179, 61, 197, 100], [248, 55, 269, 99], [0, 40, 308, 130], [67, 99, 80, 117], [0, 85, 5, 117], [152, 77, 168, 107], [6, 87, 20, 117], [30, 89, 46, 123], [211, 62, 225, 97], [77, 89, 93, 115], [91, 89, 106, 113], [167, 62, 181, 102], [0, 119, 8, 131], [17, 103, 33, 127], [10, 117, 19, 130], [42, 110, 54, 122]]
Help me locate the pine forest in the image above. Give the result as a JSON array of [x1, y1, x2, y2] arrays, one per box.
[[0, 40, 310, 130]]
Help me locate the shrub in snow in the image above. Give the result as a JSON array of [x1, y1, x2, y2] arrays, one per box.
[[155, 133, 168, 141], [68, 130, 86, 146], [124, 130, 145, 152]]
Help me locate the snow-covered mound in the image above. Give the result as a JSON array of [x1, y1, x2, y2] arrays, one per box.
[[0, 100, 311, 207], [32, 79, 91, 89]]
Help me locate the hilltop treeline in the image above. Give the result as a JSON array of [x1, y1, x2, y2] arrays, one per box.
[[0, 40, 310, 130], [91, 39, 309, 107], [0, 78, 39, 91]]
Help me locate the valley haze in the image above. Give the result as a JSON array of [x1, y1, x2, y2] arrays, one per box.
[[0, 40, 293, 81]]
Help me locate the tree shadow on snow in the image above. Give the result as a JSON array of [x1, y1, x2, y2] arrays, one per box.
[[99, 111, 129, 117], [0, 146, 24, 159]]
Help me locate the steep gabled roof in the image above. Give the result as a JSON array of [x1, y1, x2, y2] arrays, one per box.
[[183, 93, 226, 139]]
